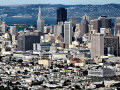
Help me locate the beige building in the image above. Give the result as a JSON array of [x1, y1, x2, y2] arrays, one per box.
[[38, 59, 51, 68], [91, 33, 104, 58]]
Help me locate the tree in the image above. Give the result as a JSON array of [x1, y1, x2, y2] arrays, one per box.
[[18, 59, 23, 63]]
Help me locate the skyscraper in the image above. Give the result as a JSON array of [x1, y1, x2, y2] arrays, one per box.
[[37, 7, 45, 33], [64, 21, 72, 45], [17, 35, 40, 51], [70, 17, 77, 27], [54, 24, 63, 37], [57, 8, 67, 23], [114, 17, 120, 36], [0, 21, 7, 33], [91, 33, 104, 58], [98, 16, 112, 28], [104, 36, 119, 56], [80, 17, 89, 36], [10, 26, 16, 35], [90, 19, 101, 33]]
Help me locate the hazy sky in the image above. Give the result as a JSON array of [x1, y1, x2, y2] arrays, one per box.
[[0, 0, 120, 5]]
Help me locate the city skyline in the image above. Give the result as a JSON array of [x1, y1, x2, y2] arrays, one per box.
[[0, 0, 120, 5]]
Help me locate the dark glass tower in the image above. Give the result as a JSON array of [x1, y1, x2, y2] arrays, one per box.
[[57, 8, 67, 23]]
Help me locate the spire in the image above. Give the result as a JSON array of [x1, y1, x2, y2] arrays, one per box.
[[38, 6, 41, 20], [39, 6, 41, 15], [83, 13, 87, 20]]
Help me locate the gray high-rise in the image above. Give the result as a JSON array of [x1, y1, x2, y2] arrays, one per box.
[[98, 16, 112, 28], [104, 36, 119, 56], [80, 17, 89, 36], [17, 35, 40, 51], [114, 17, 120, 36], [91, 33, 104, 58], [64, 21, 72, 45], [37, 7, 45, 33]]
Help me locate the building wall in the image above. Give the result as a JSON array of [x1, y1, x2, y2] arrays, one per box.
[[88, 66, 115, 77], [38, 59, 51, 68], [104, 36, 119, 56], [37, 20, 45, 33], [33, 42, 51, 51], [57, 8, 67, 23], [64, 21, 72, 45], [80, 18, 89, 36], [114, 17, 120, 36], [91, 33, 104, 58], [17, 35, 40, 51]]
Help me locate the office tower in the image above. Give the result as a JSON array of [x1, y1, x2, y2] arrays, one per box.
[[57, 8, 67, 23], [83, 14, 91, 24], [54, 24, 63, 37], [70, 17, 77, 27], [74, 23, 82, 42], [64, 21, 72, 45], [100, 28, 111, 36], [70, 17, 77, 32], [37, 7, 45, 33], [104, 36, 119, 56], [75, 23, 81, 32], [17, 35, 40, 51], [10, 26, 16, 35], [44, 26, 51, 33], [90, 19, 101, 33], [114, 17, 120, 36], [80, 17, 89, 36], [98, 16, 112, 28], [91, 33, 104, 58], [33, 42, 52, 51], [0, 21, 7, 33], [49, 25, 55, 34]]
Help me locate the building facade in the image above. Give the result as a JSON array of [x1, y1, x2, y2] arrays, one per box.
[[80, 17, 89, 36], [64, 21, 72, 45], [91, 33, 104, 58], [104, 36, 119, 56], [57, 8, 67, 23], [17, 35, 40, 51], [37, 7, 45, 33]]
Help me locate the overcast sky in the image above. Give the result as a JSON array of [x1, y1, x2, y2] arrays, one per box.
[[0, 0, 120, 5]]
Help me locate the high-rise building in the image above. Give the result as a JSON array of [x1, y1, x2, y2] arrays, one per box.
[[0, 21, 7, 33], [54, 24, 63, 37], [100, 28, 111, 36], [64, 21, 72, 45], [37, 7, 45, 33], [83, 14, 91, 24], [90, 16, 111, 34], [57, 8, 67, 23], [90, 19, 101, 33], [75, 23, 81, 32], [98, 16, 112, 28], [91, 33, 104, 58], [10, 26, 16, 35], [104, 36, 119, 56], [114, 17, 120, 36], [80, 17, 89, 36], [17, 35, 40, 51], [70, 17, 77, 27], [33, 42, 52, 51], [74, 23, 82, 42]]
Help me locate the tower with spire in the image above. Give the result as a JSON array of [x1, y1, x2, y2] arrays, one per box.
[[37, 7, 45, 33]]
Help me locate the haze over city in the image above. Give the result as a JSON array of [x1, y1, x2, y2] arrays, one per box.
[[0, 0, 120, 90], [0, 0, 120, 5]]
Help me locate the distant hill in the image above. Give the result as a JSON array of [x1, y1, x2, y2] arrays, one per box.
[[0, 4, 120, 18]]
